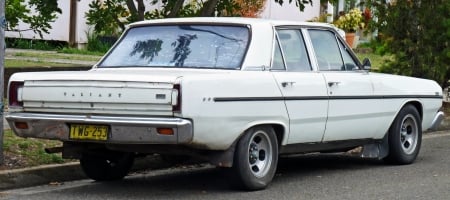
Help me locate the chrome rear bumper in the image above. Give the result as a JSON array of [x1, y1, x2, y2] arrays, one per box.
[[428, 111, 445, 131], [6, 113, 193, 144]]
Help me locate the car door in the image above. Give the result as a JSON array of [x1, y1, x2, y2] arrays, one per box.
[[271, 28, 328, 144], [307, 29, 381, 141]]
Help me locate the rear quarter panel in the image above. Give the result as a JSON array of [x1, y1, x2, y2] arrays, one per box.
[[179, 71, 289, 150]]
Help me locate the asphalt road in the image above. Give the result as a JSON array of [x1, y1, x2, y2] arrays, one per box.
[[2, 132, 450, 200]]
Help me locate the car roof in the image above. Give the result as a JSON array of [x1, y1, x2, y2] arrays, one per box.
[[129, 17, 336, 29]]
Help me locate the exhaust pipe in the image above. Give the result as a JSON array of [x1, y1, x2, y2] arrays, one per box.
[[45, 146, 63, 154]]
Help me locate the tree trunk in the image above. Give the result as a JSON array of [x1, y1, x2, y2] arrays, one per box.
[[126, 0, 138, 17], [126, 0, 145, 21], [137, 0, 145, 21], [200, 0, 219, 16], [168, 0, 185, 18]]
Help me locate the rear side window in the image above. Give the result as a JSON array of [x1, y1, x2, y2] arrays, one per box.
[[272, 37, 285, 70], [272, 29, 311, 71]]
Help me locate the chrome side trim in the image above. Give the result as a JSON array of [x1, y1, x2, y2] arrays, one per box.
[[6, 113, 193, 144]]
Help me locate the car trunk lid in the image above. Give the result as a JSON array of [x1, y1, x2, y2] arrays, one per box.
[[11, 68, 196, 116]]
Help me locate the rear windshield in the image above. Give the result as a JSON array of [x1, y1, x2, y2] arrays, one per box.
[[99, 25, 250, 69]]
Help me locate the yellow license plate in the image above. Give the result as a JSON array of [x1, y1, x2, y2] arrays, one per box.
[[69, 124, 109, 141]]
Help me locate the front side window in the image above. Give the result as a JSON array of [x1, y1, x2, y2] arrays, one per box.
[[308, 30, 344, 71], [99, 25, 249, 69], [338, 40, 359, 70]]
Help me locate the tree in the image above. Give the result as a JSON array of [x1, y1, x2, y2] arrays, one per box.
[[369, 0, 450, 86], [86, 0, 313, 36], [85, 0, 129, 36], [227, 0, 266, 17], [274, 0, 313, 12], [6, 0, 62, 38]]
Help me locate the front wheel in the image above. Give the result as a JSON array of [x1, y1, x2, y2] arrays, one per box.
[[384, 105, 422, 165], [80, 151, 135, 181], [231, 125, 279, 190]]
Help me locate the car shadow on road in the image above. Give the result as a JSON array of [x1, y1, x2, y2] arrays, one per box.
[[278, 153, 385, 172], [67, 154, 388, 197], [75, 167, 236, 199]]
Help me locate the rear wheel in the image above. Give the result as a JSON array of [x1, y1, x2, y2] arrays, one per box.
[[231, 125, 278, 190], [80, 151, 135, 181], [384, 105, 422, 164]]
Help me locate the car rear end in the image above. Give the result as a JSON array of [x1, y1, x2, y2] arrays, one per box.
[[5, 18, 257, 182], [6, 70, 191, 145]]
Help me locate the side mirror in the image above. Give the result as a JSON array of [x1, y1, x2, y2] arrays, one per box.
[[362, 58, 371, 70]]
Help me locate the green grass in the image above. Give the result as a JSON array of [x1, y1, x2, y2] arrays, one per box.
[[355, 51, 393, 71], [13, 52, 102, 61], [6, 38, 65, 51], [58, 47, 107, 56], [5, 59, 77, 68], [3, 130, 65, 167]]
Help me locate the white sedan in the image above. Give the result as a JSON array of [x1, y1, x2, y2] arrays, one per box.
[[6, 17, 444, 190]]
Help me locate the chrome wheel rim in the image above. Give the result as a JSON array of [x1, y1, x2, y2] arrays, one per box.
[[247, 130, 273, 178], [400, 114, 419, 154]]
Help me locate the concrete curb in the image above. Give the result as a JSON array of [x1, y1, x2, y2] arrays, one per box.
[[0, 162, 85, 190], [0, 155, 171, 191]]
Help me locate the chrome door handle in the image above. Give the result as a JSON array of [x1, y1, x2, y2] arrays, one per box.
[[328, 81, 340, 87], [281, 82, 295, 87]]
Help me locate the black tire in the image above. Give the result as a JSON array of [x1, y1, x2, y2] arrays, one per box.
[[80, 151, 135, 181], [231, 125, 279, 190], [384, 104, 422, 165]]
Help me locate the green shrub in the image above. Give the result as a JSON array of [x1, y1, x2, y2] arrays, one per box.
[[86, 31, 114, 53], [370, 0, 450, 86], [6, 38, 65, 50]]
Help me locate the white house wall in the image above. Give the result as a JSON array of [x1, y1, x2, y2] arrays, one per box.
[[76, 1, 95, 44], [6, 1, 71, 42], [6, 0, 320, 45], [260, 0, 320, 21], [5, 0, 93, 45]]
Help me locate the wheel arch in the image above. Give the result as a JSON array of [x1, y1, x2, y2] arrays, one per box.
[[375, 100, 423, 160], [211, 123, 286, 168], [383, 100, 424, 138], [382, 101, 423, 164], [405, 100, 423, 121], [239, 122, 287, 148], [271, 123, 285, 148], [229, 123, 281, 190]]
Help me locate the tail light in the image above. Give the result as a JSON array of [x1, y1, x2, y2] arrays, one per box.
[[9, 81, 24, 107], [172, 84, 181, 112]]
